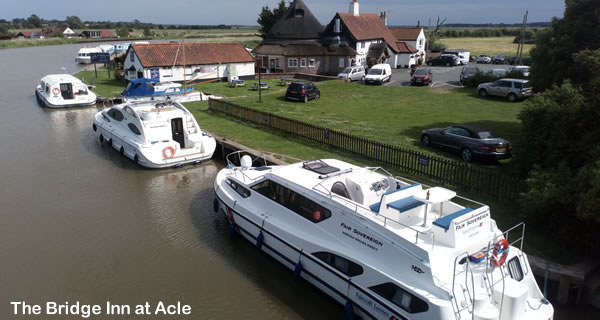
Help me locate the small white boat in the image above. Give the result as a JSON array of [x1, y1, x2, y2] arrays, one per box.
[[92, 100, 216, 168], [113, 43, 130, 54], [75, 47, 101, 64], [35, 74, 97, 108], [214, 153, 554, 320], [97, 44, 115, 55]]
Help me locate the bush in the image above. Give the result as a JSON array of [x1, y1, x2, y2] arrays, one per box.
[[464, 71, 499, 87]]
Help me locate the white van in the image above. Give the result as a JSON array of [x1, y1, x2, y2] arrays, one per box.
[[364, 64, 392, 85]]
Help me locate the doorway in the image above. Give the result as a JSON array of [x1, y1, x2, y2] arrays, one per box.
[[60, 83, 73, 100], [171, 118, 185, 149]]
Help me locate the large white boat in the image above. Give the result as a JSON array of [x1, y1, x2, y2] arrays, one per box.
[[75, 47, 101, 64], [35, 74, 97, 108], [213, 153, 554, 320], [92, 100, 216, 168]]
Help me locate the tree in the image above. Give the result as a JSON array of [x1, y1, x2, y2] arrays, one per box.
[[65, 16, 85, 29], [529, 0, 600, 91], [257, 0, 287, 39], [116, 27, 129, 38], [517, 0, 600, 256], [0, 23, 10, 37], [27, 14, 42, 28], [143, 26, 152, 37], [425, 16, 446, 51]]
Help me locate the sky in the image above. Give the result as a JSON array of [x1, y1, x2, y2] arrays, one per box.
[[1, 0, 566, 26]]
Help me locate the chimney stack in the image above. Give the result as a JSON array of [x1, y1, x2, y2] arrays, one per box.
[[350, 0, 359, 16], [417, 20, 420, 28], [380, 11, 388, 26]]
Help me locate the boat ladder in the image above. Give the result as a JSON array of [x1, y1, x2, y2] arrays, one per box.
[[186, 117, 198, 134]]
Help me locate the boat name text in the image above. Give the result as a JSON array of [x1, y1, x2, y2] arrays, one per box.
[[341, 223, 383, 251], [355, 291, 390, 318], [455, 212, 489, 232]]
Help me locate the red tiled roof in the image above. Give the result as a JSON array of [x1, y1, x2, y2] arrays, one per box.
[[132, 42, 255, 67], [337, 13, 401, 53], [20, 31, 33, 37], [389, 27, 422, 41], [396, 41, 418, 53], [100, 30, 115, 37]]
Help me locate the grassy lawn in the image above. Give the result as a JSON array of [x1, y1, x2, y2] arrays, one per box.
[[73, 67, 126, 97], [440, 36, 534, 57], [190, 79, 525, 174]]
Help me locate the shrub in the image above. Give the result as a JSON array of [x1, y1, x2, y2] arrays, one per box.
[[464, 71, 499, 87]]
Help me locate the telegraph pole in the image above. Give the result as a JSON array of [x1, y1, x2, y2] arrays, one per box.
[[516, 11, 528, 65]]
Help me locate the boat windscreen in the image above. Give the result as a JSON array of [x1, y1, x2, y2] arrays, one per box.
[[302, 160, 339, 175]]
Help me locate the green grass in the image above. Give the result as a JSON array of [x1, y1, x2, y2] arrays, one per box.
[[440, 36, 534, 57], [73, 67, 125, 97], [191, 80, 525, 174]]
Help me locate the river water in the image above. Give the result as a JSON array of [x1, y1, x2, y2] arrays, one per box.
[[0, 43, 340, 319], [0, 43, 595, 320]]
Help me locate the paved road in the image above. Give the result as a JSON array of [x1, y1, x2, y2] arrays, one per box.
[[383, 62, 513, 88]]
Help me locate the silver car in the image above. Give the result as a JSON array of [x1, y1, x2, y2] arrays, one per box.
[[476, 55, 491, 64], [337, 66, 365, 82], [477, 78, 533, 102]]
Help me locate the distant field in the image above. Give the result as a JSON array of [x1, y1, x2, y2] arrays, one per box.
[[440, 37, 534, 57]]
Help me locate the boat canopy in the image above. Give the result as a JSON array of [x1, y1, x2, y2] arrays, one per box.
[[121, 78, 195, 98]]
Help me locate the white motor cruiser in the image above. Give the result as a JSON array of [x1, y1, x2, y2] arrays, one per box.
[[35, 74, 97, 108], [92, 101, 216, 168], [75, 47, 101, 64], [213, 153, 554, 320]]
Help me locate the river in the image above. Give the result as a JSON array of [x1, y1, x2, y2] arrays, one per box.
[[0, 43, 340, 319], [0, 43, 595, 320]]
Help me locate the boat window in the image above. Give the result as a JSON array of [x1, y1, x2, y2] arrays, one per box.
[[107, 108, 124, 121], [251, 179, 331, 223], [127, 123, 141, 135], [312, 251, 363, 277], [369, 282, 429, 314], [226, 179, 251, 198], [507, 257, 524, 281], [331, 181, 350, 199], [123, 106, 136, 118]]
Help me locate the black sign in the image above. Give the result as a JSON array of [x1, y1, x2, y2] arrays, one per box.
[[418, 155, 429, 166], [90, 53, 110, 64]]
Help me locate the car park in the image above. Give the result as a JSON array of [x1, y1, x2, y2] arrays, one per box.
[[421, 124, 512, 162], [285, 81, 320, 103], [364, 64, 392, 84], [459, 66, 480, 84], [488, 68, 507, 77], [508, 65, 530, 77], [492, 54, 508, 64], [426, 55, 458, 67], [411, 68, 433, 86], [476, 55, 492, 64], [337, 66, 365, 82], [477, 78, 533, 102]]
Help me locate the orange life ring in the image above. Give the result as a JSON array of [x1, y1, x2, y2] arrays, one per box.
[[162, 146, 176, 159], [52, 88, 60, 95], [491, 239, 509, 267]]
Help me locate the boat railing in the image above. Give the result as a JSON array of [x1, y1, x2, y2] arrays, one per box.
[[451, 252, 476, 320], [225, 150, 303, 183], [312, 182, 436, 255]]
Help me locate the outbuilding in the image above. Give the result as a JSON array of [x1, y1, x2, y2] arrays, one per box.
[[123, 42, 255, 83]]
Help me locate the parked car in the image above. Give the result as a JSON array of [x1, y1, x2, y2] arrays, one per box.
[[460, 66, 480, 84], [427, 55, 458, 67], [488, 68, 507, 77], [476, 55, 492, 64], [337, 66, 365, 82], [508, 65, 530, 77], [477, 78, 533, 102], [364, 64, 392, 84], [421, 124, 512, 162], [411, 68, 433, 86], [285, 81, 320, 103], [492, 54, 508, 64]]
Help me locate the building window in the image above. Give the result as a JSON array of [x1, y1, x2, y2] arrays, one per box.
[[358, 42, 362, 49], [300, 58, 306, 67], [251, 179, 331, 223], [334, 18, 341, 33], [339, 58, 345, 68], [419, 39, 423, 47], [130, 50, 135, 62], [288, 58, 298, 68], [309, 59, 315, 68]]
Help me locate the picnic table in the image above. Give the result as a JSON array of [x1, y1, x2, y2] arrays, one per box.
[[279, 78, 294, 86], [251, 82, 270, 90], [228, 79, 246, 87]]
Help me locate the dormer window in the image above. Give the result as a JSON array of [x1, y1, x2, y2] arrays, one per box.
[[334, 19, 341, 33], [294, 9, 304, 17]]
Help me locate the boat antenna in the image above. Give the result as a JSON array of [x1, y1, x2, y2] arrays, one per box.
[[182, 33, 187, 96]]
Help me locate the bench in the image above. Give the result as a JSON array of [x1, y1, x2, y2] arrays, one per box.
[[387, 197, 425, 212], [432, 208, 474, 231], [369, 184, 421, 213]]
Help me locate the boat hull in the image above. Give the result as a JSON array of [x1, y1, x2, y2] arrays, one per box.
[[93, 119, 216, 169], [35, 89, 96, 108]]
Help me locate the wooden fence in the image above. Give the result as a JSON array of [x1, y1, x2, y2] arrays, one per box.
[[208, 99, 522, 202]]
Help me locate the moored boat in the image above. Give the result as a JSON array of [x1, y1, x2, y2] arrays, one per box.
[[35, 74, 97, 108], [213, 153, 554, 320], [92, 100, 216, 168], [75, 47, 101, 64], [121, 78, 201, 103]]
